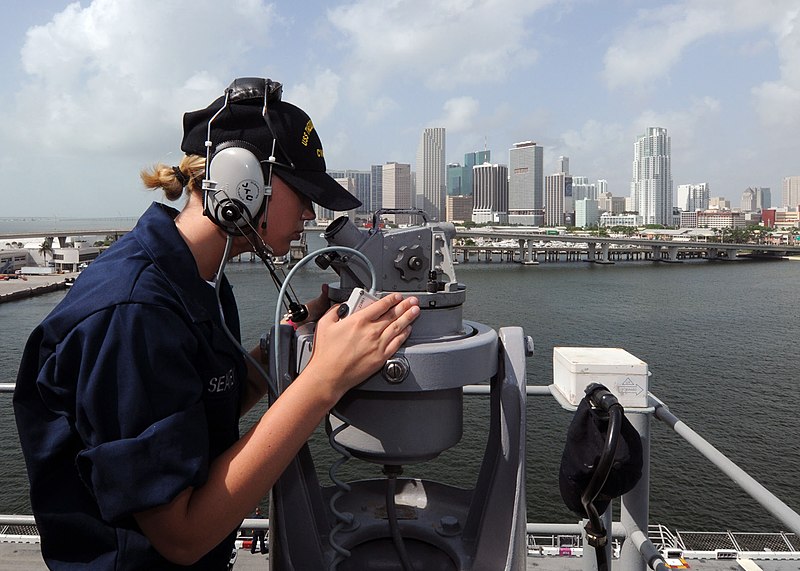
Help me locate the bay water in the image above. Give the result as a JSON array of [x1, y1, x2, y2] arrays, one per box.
[[1, 233, 798, 534]]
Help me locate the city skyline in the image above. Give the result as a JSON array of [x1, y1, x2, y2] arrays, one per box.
[[2, 1, 800, 217]]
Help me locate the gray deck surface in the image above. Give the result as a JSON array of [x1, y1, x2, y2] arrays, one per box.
[[3, 542, 799, 570]]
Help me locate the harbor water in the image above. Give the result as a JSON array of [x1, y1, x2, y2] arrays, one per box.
[[1, 232, 798, 534]]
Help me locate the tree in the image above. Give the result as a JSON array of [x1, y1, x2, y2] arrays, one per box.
[[38, 238, 54, 267]]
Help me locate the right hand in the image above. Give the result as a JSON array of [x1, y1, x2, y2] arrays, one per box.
[[301, 293, 420, 403]]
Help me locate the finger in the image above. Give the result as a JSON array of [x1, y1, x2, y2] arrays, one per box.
[[382, 325, 414, 356], [355, 292, 403, 321], [376, 305, 420, 348]]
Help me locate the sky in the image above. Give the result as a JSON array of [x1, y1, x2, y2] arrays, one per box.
[[0, 0, 798, 218]]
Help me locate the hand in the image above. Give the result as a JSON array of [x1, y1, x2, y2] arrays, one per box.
[[302, 283, 332, 324], [301, 293, 420, 403]]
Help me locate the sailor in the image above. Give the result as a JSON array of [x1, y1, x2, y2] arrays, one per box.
[[13, 77, 420, 570]]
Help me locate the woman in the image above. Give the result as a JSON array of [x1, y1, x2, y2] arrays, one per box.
[[14, 78, 420, 569]]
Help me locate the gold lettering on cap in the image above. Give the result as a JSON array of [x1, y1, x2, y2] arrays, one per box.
[[301, 120, 314, 147], [316, 149, 324, 157]]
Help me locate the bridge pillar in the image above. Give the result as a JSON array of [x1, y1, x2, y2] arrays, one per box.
[[650, 245, 661, 261], [587, 242, 597, 262], [666, 246, 681, 263]]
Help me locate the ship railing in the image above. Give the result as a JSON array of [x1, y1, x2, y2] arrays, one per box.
[[2, 383, 800, 569]]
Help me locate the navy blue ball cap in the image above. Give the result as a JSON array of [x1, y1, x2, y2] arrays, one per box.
[[558, 395, 643, 517], [181, 79, 361, 212]]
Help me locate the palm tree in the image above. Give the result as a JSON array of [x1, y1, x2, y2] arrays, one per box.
[[38, 238, 54, 268]]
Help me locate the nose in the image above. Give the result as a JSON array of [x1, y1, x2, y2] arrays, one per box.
[[302, 199, 316, 221]]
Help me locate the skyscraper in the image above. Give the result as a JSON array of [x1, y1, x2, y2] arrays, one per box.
[[472, 163, 508, 224], [328, 169, 371, 214], [370, 164, 384, 213], [416, 127, 446, 220], [463, 150, 490, 195], [782, 176, 800, 208], [382, 162, 412, 224], [508, 141, 543, 225], [677, 183, 709, 212], [544, 173, 573, 226], [447, 163, 463, 196], [631, 127, 673, 226]]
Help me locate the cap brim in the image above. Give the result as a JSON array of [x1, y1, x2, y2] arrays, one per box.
[[275, 169, 362, 211]]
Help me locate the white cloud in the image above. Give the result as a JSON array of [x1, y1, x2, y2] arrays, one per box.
[[633, 96, 721, 151], [327, 0, 550, 95], [602, 0, 796, 92], [7, 0, 277, 156], [752, 8, 800, 130], [290, 69, 342, 122], [435, 96, 480, 133]]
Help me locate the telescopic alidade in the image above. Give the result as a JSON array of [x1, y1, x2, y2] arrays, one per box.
[[267, 210, 531, 571]]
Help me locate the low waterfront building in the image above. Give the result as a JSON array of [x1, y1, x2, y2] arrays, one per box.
[[774, 209, 800, 228], [0, 249, 36, 273], [599, 212, 642, 227], [51, 247, 102, 272], [696, 210, 746, 229]]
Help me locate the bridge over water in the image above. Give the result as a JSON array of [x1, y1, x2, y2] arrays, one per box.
[[3, 226, 800, 265], [452, 229, 800, 264]]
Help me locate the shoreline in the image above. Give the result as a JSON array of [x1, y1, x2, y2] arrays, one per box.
[[0, 273, 78, 304]]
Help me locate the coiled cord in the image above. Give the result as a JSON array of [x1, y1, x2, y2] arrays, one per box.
[[327, 412, 355, 570]]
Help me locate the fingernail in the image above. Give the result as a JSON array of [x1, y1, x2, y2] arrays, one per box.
[[410, 305, 420, 316]]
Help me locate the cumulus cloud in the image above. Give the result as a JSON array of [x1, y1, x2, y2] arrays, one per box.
[[290, 69, 342, 122], [752, 8, 800, 129], [327, 0, 551, 94], [602, 0, 796, 92], [7, 0, 277, 156], [434, 96, 480, 133]]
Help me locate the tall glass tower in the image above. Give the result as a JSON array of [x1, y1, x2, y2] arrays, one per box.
[[630, 127, 673, 226]]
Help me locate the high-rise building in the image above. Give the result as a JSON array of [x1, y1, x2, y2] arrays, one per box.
[[544, 172, 573, 226], [472, 163, 508, 224], [677, 183, 710, 212], [631, 127, 673, 225], [460, 150, 491, 196], [416, 127, 446, 220], [756, 187, 771, 210], [446, 195, 474, 223], [447, 163, 463, 196], [741, 187, 757, 212], [370, 164, 383, 213], [575, 199, 600, 228], [571, 176, 596, 201], [782, 176, 800, 208], [382, 162, 412, 224], [558, 156, 570, 175], [315, 177, 358, 221], [508, 141, 543, 225], [328, 169, 371, 215]]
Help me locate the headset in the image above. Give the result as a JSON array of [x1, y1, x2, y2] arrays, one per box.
[[203, 77, 310, 324], [201, 78, 295, 238]]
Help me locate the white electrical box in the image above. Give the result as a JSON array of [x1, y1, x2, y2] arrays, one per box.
[[553, 347, 649, 408]]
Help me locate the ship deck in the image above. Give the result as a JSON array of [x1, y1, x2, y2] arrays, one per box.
[[3, 542, 800, 570]]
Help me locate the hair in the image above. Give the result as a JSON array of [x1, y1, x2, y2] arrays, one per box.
[[140, 154, 206, 201]]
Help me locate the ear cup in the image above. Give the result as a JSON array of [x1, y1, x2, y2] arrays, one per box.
[[204, 141, 266, 234]]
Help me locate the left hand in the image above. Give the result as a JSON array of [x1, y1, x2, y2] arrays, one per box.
[[298, 284, 331, 324]]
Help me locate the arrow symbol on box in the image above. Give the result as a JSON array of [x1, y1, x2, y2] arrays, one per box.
[[617, 378, 643, 396]]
